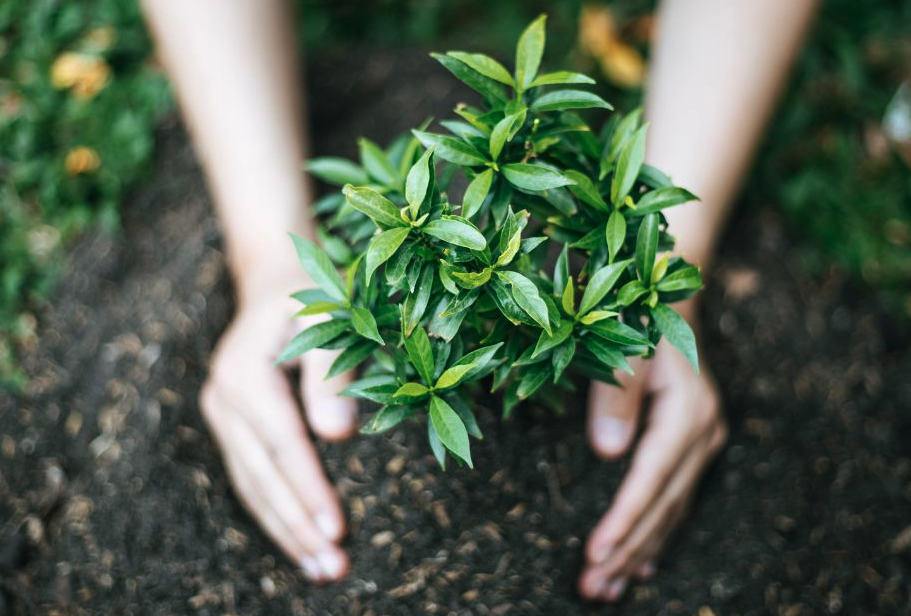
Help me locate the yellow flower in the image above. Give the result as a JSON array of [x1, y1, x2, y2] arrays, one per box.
[[65, 146, 101, 175], [50, 52, 111, 99], [578, 4, 646, 89]]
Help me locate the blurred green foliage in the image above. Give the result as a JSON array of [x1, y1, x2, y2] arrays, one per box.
[[1, 0, 908, 387], [0, 0, 172, 388]]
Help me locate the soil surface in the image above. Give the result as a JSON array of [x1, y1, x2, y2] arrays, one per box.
[[2, 50, 910, 616]]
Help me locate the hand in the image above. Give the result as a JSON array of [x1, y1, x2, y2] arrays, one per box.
[[199, 265, 357, 582], [578, 311, 727, 602]]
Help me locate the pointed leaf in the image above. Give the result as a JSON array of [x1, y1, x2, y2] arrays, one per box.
[[404, 326, 435, 385], [606, 209, 627, 263], [276, 319, 349, 364], [431, 53, 507, 103], [306, 157, 370, 186], [651, 303, 700, 373], [358, 138, 398, 186], [430, 396, 473, 467], [405, 147, 435, 217], [530, 71, 596, 87], [447, 51, 514, 86], [490, 111, 524, 160], [552, 337, 576, 382], [611, 124, 648, 205], [361, 405, 413, 435], [532, 319, 573, 358], [403, 266, 434, 336], [394, 382, 430, 398], [579, 260, 631, 316], [561, 279, 575, 316], [412, 130, 490, 167], [516, 14, 546, 90], [636, 213, 659, 282], [502, 163, 574, 191], [351, 307, 384, 344], [631, 186, 698, 217], [423, 216, 487, 250], [564, 169, 609, 210], [588, 319, 652, 347], [365, 227, 411, 284], [326, 339, 376, 378], [462, 169, 494, 219], [531, 90, 612, 112], [583, 336, 633, 374], [343, 185, 406, 228], [290, 234, 347, 303], [497, 270, 552, 335]]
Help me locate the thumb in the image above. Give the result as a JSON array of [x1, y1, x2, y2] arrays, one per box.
[[587, 364, 646, 459], [300, 348, 357, 441]]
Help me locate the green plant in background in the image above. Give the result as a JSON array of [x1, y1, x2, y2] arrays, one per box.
[[286, 16, 702, 467], [0, 1, 171, 388]]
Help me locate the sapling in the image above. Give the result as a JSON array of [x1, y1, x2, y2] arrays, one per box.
[[281, 15, 703, 469]]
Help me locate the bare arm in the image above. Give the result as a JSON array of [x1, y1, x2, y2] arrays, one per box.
[[582, 0, 819, 602], [141, 0, 355, 581]]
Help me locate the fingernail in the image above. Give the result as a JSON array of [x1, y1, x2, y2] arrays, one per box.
[[316, 551, 344, 579], [315, 512, 341, 539], [605, 577, 628, 601], [594, 416, 631, 453], [300, 555, 322, 580]]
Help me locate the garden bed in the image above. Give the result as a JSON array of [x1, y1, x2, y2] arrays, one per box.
[[1, 49, 909, 616]]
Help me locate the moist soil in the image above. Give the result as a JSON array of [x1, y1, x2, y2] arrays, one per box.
[[1, 49, 910, 616]]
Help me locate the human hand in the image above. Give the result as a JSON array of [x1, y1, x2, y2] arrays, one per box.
[[578, 309, 727, 602], [199, 265, 357, 582]]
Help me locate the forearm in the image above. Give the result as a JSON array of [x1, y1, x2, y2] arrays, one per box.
[[645, 0, 819, 274], [141, 0, 311, 303]]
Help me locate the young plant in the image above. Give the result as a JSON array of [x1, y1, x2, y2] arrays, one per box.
[[283, 15, 703, 469]]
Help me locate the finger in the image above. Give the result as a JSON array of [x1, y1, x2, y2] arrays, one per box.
[[587, 367, 645, 459], [231, 372, 348, 542], [301, 348, 357, 441], [585, 384, 693, 564], [581, 432, 710, 595], [220, 394, 350, 580]]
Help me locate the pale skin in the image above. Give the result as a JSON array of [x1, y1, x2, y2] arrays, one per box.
[[141, 0, 818, 601]]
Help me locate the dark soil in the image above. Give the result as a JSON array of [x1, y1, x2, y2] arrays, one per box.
[[2, 49, 910, 616]]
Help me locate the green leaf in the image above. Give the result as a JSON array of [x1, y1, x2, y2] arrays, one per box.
[[631, 186, 698, 217], [579, 310, 618, 325], [445, 395, 483, 439], [351, 307, 384, 344], [290, 234, 347, 304], [435, 363, 476, 390], [446, 51, 514, 86], [497, 270, 552, 335], [530, 71, 595, 87], [326, 339, 376, 378], [431, 53, 507, 103], [515, 14, 547, 91], [531, 90, 613, 112], [606, 209, 627, 264], [404, 326, 435, 385], [361, 405, 412, 435], [532, 319, 573, 358], [564, 169, 609, 210], [490, 111, 525, 161], [583, 336, 633, 374], [450, 267, 492, 289], [611, 124, 648, 205], [517, 365, 551, 399], [553, 244, 570, 296], [394, 382, 431, 398], [561, 279, 575, 316], [358, 138, 398, 186], [440, 288, 481, 317], [651, 253, 670, 285], [617, 280, 649, 306], [405, 147, 435, 218], [403, 266, 434, 336], [636, 213, 659, 283], [578, 260, 631, 316], [365, 227, 411, 285], [412, 130, 490, 167], [551, 337, 576, 382], [502, 163, 574, 192], [430, 396, 473, 467], [276, 319, 349, 364], [296, 301, 342, 317], [588, 319, 652, 347], [462, 169, 494, 219], [651, 303, 700, 373], [656, 267, 703, 292], [343, 185, 406, 228], [428, 416, 447, 469], [306, 157, 370, 186], [423, 216, 487, 250]]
